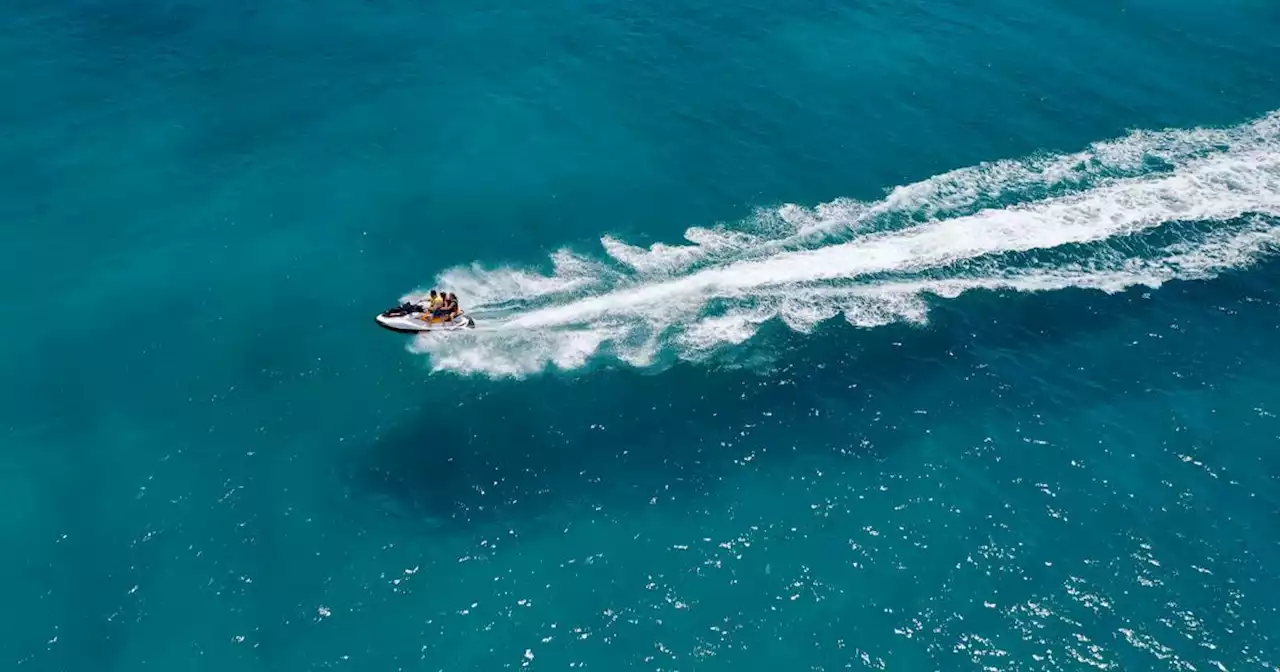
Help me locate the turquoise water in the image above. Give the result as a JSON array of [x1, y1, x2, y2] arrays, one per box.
[[4, 0, 1280, 669]]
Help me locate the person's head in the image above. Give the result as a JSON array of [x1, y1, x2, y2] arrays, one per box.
[[429, 290, 438, 298], [448, 293, 456, 301]]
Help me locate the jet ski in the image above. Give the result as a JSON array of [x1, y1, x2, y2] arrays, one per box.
[[375, 302, 475, 333]]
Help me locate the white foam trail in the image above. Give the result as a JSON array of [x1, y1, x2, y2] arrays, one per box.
[[409, 112, 1280, 377], [571, 110, 1280, 278], [731, 217, 1280, 339], [505, 151, 1280, 328]]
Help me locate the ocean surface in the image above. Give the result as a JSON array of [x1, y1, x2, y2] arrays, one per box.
[[3, 0, 1280, 670]]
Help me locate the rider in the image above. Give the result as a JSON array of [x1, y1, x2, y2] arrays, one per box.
[[438, 293, 459, 318], [426, 290, 444, 310], [416, 290, 443, 321], [428, 291, 456, 320]]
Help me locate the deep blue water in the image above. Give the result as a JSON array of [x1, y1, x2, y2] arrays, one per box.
[[3, 0, 1280, 670]]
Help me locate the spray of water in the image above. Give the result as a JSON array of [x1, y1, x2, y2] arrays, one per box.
[[402, 111, 1280, 377]]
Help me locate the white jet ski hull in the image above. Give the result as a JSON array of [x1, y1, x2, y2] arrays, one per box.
[[375, 309, 475, 333]]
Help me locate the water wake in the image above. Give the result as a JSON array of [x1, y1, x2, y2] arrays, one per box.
[[406, 111, 1280, 377]]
